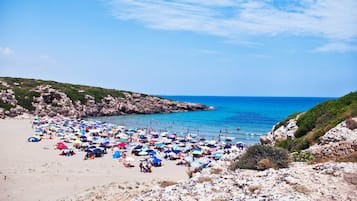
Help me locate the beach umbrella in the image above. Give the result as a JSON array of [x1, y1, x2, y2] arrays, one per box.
[[79, 135, 87, 142], [125, 157, 135, 162], [224, 145, 232, 149], [138, 151, 148, 156], [112, 151, 121, 159], [152, 158, 162, 163], [190, 161, 201, 168], [117, 138, 129, 143], [178, 143, 186, 147], [164, 150, 172, 154], [163, 138, 172, 144], [200, 146, 210, 150], [212, 153, 222, 159], [81, 142, 90, 147], [154, 142, 165, 148], [116, 133, 128, 139], [73, 139, 82, 145], [151, 133, 159, 138], [27, 136, 40, 142], [173, 150, 182, 154], [117, 142, 127, 148], [192, 150, 202, 155], [57, 143, 68, 150], [184, 156, 193, 162], [147, 150, 156, 155], [215, 149, 224, 154], [167, 134, 176, 139], [126, 131, 134, 136]]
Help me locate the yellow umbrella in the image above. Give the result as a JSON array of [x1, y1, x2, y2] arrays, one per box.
[[34, 134, 42, 140], [73, 139, 82, 145], [200, 146, 210, 150]]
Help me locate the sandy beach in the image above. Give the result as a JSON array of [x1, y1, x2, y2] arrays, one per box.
[[0, 119, 188, 201]]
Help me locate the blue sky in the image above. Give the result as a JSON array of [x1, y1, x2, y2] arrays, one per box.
[[0, 0, 356, 97]]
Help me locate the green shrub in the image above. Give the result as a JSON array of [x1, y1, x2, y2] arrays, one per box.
[[274, 92, 357, 152], [295, 92, 357, 138], [274, 112, 301, 131], [231, 145, 289, 171], [0, 101, 15, 110], [13, 88, 40, 111], [290, 151, 314, 162], [275, 137, 309, 152], [0, 77, 127, 104]]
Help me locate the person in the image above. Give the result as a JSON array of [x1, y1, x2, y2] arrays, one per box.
[[139, 162, 143, 172]]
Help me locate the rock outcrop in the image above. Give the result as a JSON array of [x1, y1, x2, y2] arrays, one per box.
[[131, 161, 357, 201], [0, 79, 210, 119], [260, 114, 300, 145], [308, 118, 357, 159]]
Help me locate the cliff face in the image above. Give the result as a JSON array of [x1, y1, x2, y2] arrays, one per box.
[[308, 118, 357, 159], [260, 114, 301, 145], [0, 77, 210, 118]]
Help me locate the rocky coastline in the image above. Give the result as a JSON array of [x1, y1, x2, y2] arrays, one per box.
[[0, 79, 211, 119]]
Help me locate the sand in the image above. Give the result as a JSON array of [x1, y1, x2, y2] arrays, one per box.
[[0, 119, 188, 201]]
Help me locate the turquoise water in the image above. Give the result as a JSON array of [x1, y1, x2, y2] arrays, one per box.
[[92, 96, 333, 144]]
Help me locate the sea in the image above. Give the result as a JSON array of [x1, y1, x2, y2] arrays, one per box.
[[92, 96, 333, 144]]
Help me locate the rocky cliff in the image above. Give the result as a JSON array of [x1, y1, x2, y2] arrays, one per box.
[[260, 91, 357, 160], [0, 77, 210, 118], [260, 113, 301, 145]]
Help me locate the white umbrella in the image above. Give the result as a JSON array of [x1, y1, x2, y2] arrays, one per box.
[[125, 157, 135, 162]]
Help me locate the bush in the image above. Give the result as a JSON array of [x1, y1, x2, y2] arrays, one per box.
[[295, 92, 357, 138], [0, 101, 15, 110], [290, 151, 314, 162], [231, 145, 290, 171], [13, 88, 40, 110], [275, 137, 310, 152]]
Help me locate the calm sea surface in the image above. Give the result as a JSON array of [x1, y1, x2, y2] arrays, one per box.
[[92, 96, 333, 144]]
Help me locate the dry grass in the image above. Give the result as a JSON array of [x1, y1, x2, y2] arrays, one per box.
[[308, 157, 331, 164], [256, 158, 276, 170], [247, 185, 261, 193], [210, 168, 223, 175], [197, 177, 213, 183], [346, 118, 357, 130], [336, 152, 357, 163], [159, 180, 177, 188]]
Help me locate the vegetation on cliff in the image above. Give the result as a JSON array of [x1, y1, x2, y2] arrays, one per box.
[[0, 77, 130, 104], [276, 91, 357, 152]]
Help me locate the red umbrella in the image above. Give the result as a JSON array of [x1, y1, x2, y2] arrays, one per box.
[[117, 142, 126, 148], [57, 143, 67, 150]]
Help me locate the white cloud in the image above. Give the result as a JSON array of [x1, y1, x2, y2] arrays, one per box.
[[107, 0, 357, 52], [0, 47, 14, 55], [314, 42, 357, 53]]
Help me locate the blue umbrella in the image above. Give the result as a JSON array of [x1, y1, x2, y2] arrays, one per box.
[[173, 150, 181, 154], [152, 158, 162, 163]]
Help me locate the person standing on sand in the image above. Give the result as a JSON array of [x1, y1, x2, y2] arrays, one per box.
[[139, 162, 143, 172]]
